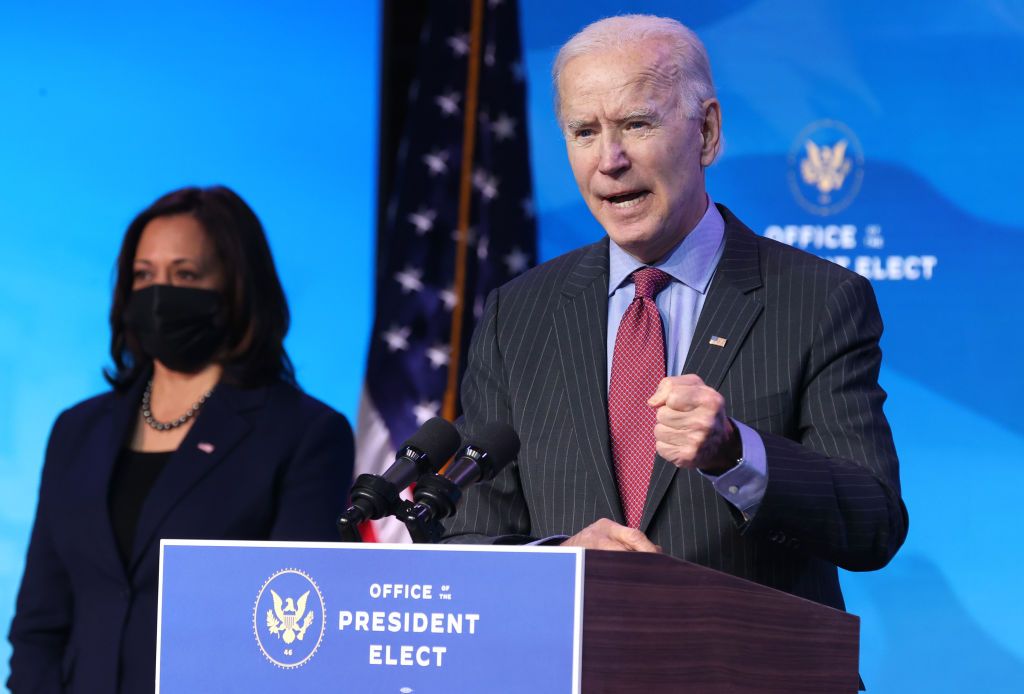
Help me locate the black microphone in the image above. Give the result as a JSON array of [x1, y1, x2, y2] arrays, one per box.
[[337, 417, 460, 541], [403, 422, 520, 538]]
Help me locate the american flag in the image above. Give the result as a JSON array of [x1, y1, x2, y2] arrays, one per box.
[[355, 0, 537, 542]]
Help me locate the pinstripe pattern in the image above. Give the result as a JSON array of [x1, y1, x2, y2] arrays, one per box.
[[443, 204, 908, 610]]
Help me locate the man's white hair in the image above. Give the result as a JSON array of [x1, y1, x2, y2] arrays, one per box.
[[552, 14, 716, 126]]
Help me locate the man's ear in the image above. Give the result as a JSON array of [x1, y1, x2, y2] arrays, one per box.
[[699, 99, 723, 167]]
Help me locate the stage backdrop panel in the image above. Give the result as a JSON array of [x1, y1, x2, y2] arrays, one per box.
[[0, 0, 378, 682]]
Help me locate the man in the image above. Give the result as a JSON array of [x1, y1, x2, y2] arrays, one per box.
[[442, 14, 907, 611]]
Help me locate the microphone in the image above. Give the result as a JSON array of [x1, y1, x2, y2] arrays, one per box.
[[402, 422, 520, 539], [337, 417, 460, 541]]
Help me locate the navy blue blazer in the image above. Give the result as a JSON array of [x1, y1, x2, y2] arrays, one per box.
[[7, 376, 354, 693]]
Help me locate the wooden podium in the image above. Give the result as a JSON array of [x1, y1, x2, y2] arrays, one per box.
[[581, 550, 859, 693], [157, 541, 858, 693]]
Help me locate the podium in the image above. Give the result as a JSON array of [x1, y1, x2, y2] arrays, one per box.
[[581, 550, 858, 693], [157, 541, 858, 693]]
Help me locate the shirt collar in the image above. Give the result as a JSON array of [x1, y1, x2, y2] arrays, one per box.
[[608, 196, 725, 297]]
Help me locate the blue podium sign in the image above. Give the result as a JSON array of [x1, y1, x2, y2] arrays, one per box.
[[157, 541, 584, 693]]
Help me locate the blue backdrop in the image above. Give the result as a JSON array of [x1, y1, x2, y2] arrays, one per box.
[[1, 0, 1021, 690], [0, 0, 378, 681]]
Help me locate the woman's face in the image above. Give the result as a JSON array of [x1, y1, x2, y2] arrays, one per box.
[[132, 214, 224, 291]]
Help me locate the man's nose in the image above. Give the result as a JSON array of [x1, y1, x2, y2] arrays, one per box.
[[598, 135, 630, 176]]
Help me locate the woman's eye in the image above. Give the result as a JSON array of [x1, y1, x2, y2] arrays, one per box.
[[176, 270, 198, 281]]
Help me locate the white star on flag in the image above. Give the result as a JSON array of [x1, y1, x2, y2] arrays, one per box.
[[474, 296, 485, 319], [477, 236, 489, 260], [503, 247, 530, 275], [484, 43, 496, 67], [472, 169, 499, 200], [426, 344, 450, 369], [422, 150, 449, 176], [435, 91, 461, 117], [413, 400, 441, 425], [407, 208, 436, 235], [439, 287, 458, 310], [510, 61, 524, 82], [382, 325, 412, 352], [394, 266, 424, 293], [521, 198, 535, 219], [447, 33, 470, 57], [490, 113, 516, 141], [451, 225, 475, 244]]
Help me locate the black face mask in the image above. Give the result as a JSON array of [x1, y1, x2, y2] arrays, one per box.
[[124, 285, 226, 373]]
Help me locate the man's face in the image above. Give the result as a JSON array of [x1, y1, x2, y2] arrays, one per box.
[[558, 42, 718, 263]]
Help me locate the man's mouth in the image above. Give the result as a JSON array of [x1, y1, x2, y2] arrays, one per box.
[[604, 190, 649, 208]]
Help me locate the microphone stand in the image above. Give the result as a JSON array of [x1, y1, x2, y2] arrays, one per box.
[[337, 499, 444, 544], [336, 473, 402, 542], [399, 500, 443, 543], [336, 515, 365, 542], [400, 474, 462, 543]]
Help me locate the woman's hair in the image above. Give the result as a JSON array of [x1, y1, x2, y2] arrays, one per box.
[[105, 185, 295, 389]]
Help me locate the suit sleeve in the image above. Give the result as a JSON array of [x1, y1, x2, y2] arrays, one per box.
[[268, 406, 354, 541], [8, 412, 74, 693], [441, 289, 535, 544], [747, 273, 909, 571]]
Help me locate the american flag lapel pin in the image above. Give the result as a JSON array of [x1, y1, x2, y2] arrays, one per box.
[[197, 442, 215, 454], [709, 336, 728, 348]]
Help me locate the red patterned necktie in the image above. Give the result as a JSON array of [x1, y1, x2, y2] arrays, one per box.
[[609, 266, 672, 528]]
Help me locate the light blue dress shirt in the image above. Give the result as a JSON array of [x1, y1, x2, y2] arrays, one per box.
[[607, 198, 768, 519]]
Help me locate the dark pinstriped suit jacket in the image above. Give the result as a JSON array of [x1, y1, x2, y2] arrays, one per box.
[[442, 205, 908, 610]]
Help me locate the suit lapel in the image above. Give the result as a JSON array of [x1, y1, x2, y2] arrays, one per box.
[[552, 238, 624, 524], [640, 208, 764, 532], [683, 208, 764, 389], [81, 378, 148, 580], [128, 382, 264, 572]]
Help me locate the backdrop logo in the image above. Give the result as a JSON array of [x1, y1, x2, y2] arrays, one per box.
[[253, 568, 326, 669], [788, 119, 864, 216]]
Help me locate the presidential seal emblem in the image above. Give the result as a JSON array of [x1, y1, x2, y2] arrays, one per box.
[[787, 119, 864, 216], [253, 568, 325, 669]]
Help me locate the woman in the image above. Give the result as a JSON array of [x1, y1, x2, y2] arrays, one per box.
[[8, 186, 354, 693]]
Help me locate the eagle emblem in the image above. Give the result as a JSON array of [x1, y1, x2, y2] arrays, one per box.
[[800, 139, 852, 201], [787, 119, 864, 216], [253, 568, 325, 669], [266, 589, 315, 644]]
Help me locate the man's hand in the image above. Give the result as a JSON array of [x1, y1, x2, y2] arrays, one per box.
[[647, 374, 741, 474], [561, 518, 661, 552]]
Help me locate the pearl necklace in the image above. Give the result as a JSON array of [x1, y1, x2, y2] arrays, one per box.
[[141, 379, 213, 432]]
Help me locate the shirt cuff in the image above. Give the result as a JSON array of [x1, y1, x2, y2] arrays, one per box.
[[699, 419, 768, 520]]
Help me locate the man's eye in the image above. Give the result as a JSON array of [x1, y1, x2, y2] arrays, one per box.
[[574, 128, 594, 139], [626, 121, 650, 130]]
